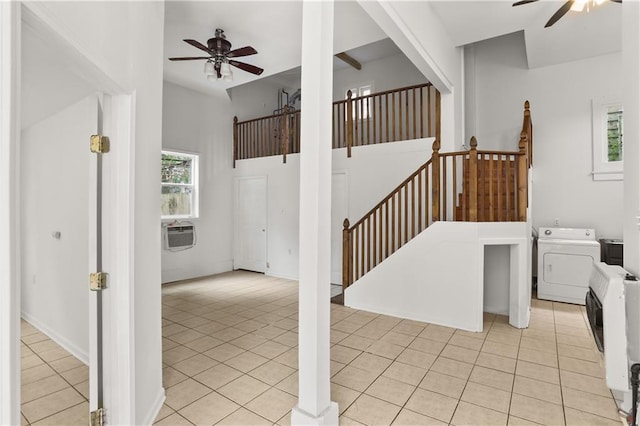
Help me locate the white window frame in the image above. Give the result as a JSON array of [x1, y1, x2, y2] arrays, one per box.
[[161, 149, 199, 220], [346, 82, 374, 119], [591, 98, 623, 181]]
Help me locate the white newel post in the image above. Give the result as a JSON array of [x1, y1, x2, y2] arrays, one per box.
[[0, 1, 20, 425], [292, 0, 339, 425]]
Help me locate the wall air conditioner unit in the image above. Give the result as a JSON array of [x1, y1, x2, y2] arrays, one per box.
[[164, 223, 195, 250]]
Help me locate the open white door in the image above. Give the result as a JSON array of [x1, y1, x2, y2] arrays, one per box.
[[331, 172, 348, 285], [235, 176, 267, 273]]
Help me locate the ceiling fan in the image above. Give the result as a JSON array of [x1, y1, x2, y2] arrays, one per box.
[[169, 28, 264, 81], [513, 0, 622, 28]]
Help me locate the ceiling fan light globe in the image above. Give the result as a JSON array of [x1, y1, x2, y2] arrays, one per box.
[[571, 0, 586, 11], [204, 61, 215, 76], [220, 62, 232, 77]]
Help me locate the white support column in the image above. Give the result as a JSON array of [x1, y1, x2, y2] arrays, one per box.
[[292, 0, 339, 424], [623, 1, 640, 276], [0, 2, 20, 425]]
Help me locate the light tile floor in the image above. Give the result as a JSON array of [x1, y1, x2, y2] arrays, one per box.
[[19, 270, 626, 426], [20, 321, 89, 425], [156, 271, 626, 426]]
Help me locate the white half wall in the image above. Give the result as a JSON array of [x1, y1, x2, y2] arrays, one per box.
[[21, 95, 95, 363], [161, 81, 234, 283], [466, 31, 623, 240], [234, 138, 435, 280], [344, 221, 529, 332]]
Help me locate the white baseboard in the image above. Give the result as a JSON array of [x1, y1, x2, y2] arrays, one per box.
[[161, 260, 233, 283], [21, 311, 89, 365], [266, 270, 299, 281], [140, 387, 166, 425]]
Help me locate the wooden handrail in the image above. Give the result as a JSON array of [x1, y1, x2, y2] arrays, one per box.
[[342, 101, 533, 289], [233, 83, 440, 165]]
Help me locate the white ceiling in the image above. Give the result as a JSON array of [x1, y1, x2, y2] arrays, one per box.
[[429, 0, 621, 68], [21, 1, 622, 128]]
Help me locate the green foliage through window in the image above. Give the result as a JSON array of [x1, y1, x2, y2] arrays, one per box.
[[161, 151, 198, 218], [607, 106, 623, 162]]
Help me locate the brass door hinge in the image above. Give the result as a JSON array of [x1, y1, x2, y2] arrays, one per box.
[[90, 135, 110, 153], [89, 272, 108, 291], [90, 408, 105, 426]]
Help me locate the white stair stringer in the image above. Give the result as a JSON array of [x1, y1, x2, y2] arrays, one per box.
[[344, 221, 531, 332]]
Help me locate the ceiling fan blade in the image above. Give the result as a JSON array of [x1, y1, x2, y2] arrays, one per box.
[[512, 0, 539, 6], [229, 60, 264, 75], [183, 39, 212, 55], [168, 56, 211, 61], [545, 0, 573, 27], [609, 0, 622, 3], [227, 46, 258, 58]]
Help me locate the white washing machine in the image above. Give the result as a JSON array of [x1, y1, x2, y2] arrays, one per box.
[[537, 227, 601, 305]]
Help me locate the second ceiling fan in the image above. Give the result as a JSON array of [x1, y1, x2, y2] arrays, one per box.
[[513, 0, 622, 28]]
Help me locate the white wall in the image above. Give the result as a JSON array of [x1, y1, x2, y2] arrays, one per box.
[[332, 52, 427, 101], [234, 138, 435, 280], [21, 96, 95, 362], [20, 2, 166, 423], [357, 1, 464, 151], [345, 221, 529, 332], [467, 31, 624, 240], [161, 82, 234, 283]]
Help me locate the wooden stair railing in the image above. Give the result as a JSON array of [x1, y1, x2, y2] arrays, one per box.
[[233, 83, 440, 166], [342, 101, 533, 290]]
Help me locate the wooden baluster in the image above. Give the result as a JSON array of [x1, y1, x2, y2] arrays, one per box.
[[435, 89, 441, 143], [332, 104, 336, 149], [372, 211, 377, 266], [366, 216, 371, 272], [453, 155, 457, 221], [411, 178, 416, 238], [412, 87, 417, 140], [385, 93, 390, 143], [468, 137, 478, 222], [405, 89, 410, 140], [427, 87, 432, 137], [391, 193, 396, 253], [346, 90, 353, 158], [385, 201, 389, 259], [367, 96, 371, 145], [378, 95, 383, 144], [497, 155, 503, 221], [343, 219, 350, 289], [517, 133, 527, 221], [392, 92, 396, 142], [233, 116, 238, 168], [489, 154, 495, 221], [442, 157, 448, 221], [404, 184, 408, 244], [505, 156, 512, 221], [431, 140, 441, 222], [360, 222, 365, 278], [418, 169, 423, 231], [372, 96, 377, 144], [420, 86, 425, 138], [398, 91, 403, 141], [378, 207, 382, 264], [462, 159, 467, 221], [425, 167, 430, 227], [284, 109, 291, 163]]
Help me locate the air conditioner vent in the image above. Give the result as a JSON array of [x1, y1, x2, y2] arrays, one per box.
[[164, 223, 195, 250]]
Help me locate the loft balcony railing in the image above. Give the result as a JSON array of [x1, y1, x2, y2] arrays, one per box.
[[233, 83, 440, 166]]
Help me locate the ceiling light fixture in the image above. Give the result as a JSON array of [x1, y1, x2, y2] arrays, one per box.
[[571, 0, 607, 12], [203, 60, 215, 76], [219, 62, 233, 82]]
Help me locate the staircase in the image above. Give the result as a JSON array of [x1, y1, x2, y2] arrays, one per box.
[[342, 101, 533, 291]]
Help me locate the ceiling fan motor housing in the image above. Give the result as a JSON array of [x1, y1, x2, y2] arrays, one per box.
[[208, 29, 231, 55]]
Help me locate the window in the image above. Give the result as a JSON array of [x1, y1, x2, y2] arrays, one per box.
[[346, 83, 373, 119], [592, 99, 623, 181], [161, 150, 199, 219]]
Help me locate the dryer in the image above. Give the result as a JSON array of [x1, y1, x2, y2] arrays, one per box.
[[537, 227, 601, 305]]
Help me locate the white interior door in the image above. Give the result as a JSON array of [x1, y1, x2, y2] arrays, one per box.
[[235, 177, 267, 273], [331, 172, 348, 285]]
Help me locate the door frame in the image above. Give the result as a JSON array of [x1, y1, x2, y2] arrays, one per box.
[[0, 4, 136, 424], [234, 175, 268, 273]]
